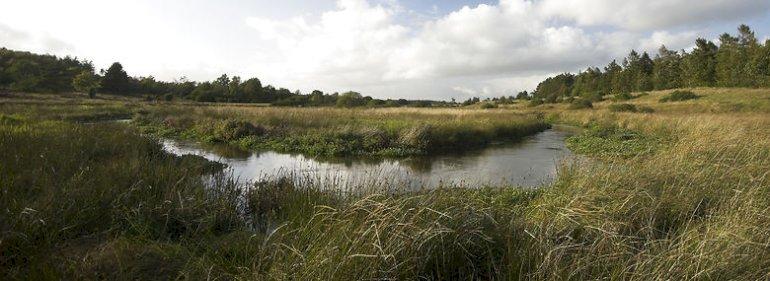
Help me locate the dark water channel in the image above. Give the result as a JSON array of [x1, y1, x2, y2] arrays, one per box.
[[162, 126, 578, 189]]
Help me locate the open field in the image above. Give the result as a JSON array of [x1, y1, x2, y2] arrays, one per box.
[[517, 87, 770, 114], [1, 87, 770, 280]]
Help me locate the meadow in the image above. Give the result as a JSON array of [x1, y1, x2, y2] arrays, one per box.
[[1, 87, 769, 280]]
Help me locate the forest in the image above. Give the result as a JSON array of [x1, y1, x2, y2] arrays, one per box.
[[4, 25, 767, 107], [532, 25, 770, 102], [0, 48, 448, 107]]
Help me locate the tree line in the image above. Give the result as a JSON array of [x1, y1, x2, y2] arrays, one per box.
[[532, 25, 770, 102], [0, 48, 453, 107], [0, 48, 92, 94], [4, 24, 768, 106]]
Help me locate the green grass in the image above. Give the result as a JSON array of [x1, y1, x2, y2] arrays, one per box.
[[565, 123, 665, 158], [1, 88, 770, 279], [0, 103, 135, 122], [132, 106, 551, 157], [608, 103, 637, 112], [659, 90, 699, 103], [567, 99, 593, 110], [0, 117, 240, 279], [607, 103, 655, 113]]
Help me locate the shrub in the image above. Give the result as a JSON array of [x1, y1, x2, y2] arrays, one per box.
[[528, 99, 545, 107], [583, 91, 605, 102], [212, 119, 266, 142], [638, 106, 655, 113], [607, 103, 653, 113], [608, 103, 637, 112], [163, 116, 195, 129], [660, 90, 698, 102], [568, 99, 593, 110], [398, 124, 432, 151], [566, 123, 660, 158], [612, 92, 633, 101], [479, 102, 497, 109], [357, 127, 390, 151]]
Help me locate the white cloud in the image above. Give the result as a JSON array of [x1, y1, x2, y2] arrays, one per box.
[[638, 31, 702, 53], [246, 0, 728, 99], [1, 0, 768, 99], [246, 0, 409, 86], [452, 86, 480, 96], [539, 0, 770, 30], [247, 0, 610, 97], [0, 23, 74, 54]]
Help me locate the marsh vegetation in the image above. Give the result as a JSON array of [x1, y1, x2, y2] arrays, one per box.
[[160, 127, 575, 189], [133, 106, 550, 157], [2, 87, 769, 280]]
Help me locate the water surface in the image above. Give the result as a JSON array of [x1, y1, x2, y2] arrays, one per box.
[[162, 127, 576, 189]]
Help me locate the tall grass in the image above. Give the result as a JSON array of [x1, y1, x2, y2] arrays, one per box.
[[2, 89, 770, 279], [133, 106, 550, 157], [0, 117, 242, 279], [660, 90, 699, 103]]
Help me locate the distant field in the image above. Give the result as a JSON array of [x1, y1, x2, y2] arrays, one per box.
[[515, 87, 770, 114], [1, 88, 769, 280]]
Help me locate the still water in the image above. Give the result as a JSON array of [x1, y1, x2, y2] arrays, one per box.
[[162, 127, 577, 189]]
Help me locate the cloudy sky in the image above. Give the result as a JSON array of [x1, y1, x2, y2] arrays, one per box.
[[2, 0, 770, 100]]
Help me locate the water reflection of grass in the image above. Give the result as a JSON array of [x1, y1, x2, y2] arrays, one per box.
[[164, 127, 574, 180]]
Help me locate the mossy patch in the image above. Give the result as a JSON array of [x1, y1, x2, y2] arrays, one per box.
[[566, 124, 662, 158]]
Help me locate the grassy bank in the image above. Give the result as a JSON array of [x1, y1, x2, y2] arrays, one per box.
[[1, 88, 770, 279], [132, 106, 550, 157]]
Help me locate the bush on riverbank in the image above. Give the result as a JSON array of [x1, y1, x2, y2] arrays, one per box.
[[209, 119, 266, 142]]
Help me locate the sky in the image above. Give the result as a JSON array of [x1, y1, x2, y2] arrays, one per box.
[[2, 0, 770, 100]]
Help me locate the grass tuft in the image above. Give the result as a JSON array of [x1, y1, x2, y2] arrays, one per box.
[[660, 90, 699, 103]]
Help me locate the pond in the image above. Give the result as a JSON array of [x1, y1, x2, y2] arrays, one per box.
[[162, 126, 578, 189]]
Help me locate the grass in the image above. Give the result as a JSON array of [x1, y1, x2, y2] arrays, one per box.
[[607, 103, 655, 113], [132, 106, 550, 157], [1, 87, 770, 279], [565, 122, 664, 158], [608, 103, 637, 112], [660, 90, 699, 103], [0, 116, 239, 279], [568, 99, 593, 110]]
